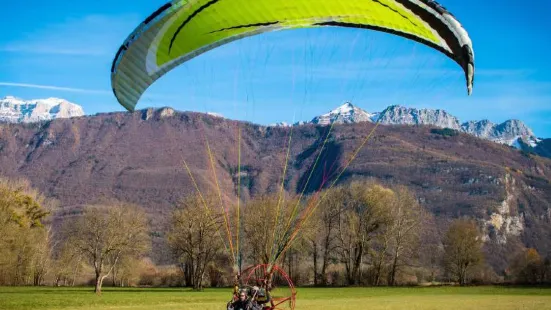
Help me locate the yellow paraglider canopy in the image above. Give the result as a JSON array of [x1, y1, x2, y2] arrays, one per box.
[[111, 0, 474, 112]]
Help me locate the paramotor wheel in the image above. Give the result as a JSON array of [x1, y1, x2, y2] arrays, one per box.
[[241, 264, 296, 310]]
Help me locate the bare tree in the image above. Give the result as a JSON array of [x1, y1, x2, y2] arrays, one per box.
[[387, 186, 427, 286], [322, 188, 346, 285], [65, 203, 150, 294], [242, 195, 280, 266], [417, 216, 443, 284], [309, 187, 341, 285], [0, 178, 51, 286], [168, 194, 225, 290], [371, 217, 392, 286], [111, 256, 145, 287], [52, 239, 83, 287], [335, 180, 394, 285], [443, 219, 484, 285], [30, 227, 54, 286], [241, 193, 303, 268]]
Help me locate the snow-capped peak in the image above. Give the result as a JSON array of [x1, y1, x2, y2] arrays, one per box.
[[311, 102, 378, 125], [0, 96, 85, 123], [1, 96, 25, 104], [333, 102, 355, 114], [377, 105, 462, 130], [303, 102, 542, 150], [461, 118, 538, 148]]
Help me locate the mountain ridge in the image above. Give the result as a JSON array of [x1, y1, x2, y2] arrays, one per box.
[[0, 107, 549, 271], [0, 96, 85, 123], [290, 102, 542, 149], [0, 96, 545, 155]]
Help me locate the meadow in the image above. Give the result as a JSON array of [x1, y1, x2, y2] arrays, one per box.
[[1, 286, 551, 310]]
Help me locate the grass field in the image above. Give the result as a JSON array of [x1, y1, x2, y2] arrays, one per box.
[[1, 286, 551, 310]]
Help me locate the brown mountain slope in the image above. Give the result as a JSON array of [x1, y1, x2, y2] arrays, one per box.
[[0, 107, 550, 272]]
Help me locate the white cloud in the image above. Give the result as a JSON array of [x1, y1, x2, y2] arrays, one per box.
[[0, 82, 193, 104], [0, 82, 111, 94], [0, 46, 106, 56]]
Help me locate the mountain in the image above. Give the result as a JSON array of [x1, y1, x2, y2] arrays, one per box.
[[461, 119, 496, 140], [0, 107, 550, 271], [462, 119, 539, 148], [305, 103, 542, 150], [377, 105, 461, 130], [310, 102, 378, 125], [0, 96, 84, 123]]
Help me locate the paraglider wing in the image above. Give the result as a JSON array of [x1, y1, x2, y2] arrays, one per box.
[[111, 0, 474, 112]]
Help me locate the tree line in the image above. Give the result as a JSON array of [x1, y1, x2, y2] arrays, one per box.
[[1, 177, 550, 293]]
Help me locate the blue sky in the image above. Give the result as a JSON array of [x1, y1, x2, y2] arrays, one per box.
[[1, 0, 550, 137]]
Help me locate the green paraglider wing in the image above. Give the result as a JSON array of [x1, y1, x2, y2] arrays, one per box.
[[111, 0, 475, 112]]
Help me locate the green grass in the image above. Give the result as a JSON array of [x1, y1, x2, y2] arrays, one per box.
[[1, 286, 551, 309]]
